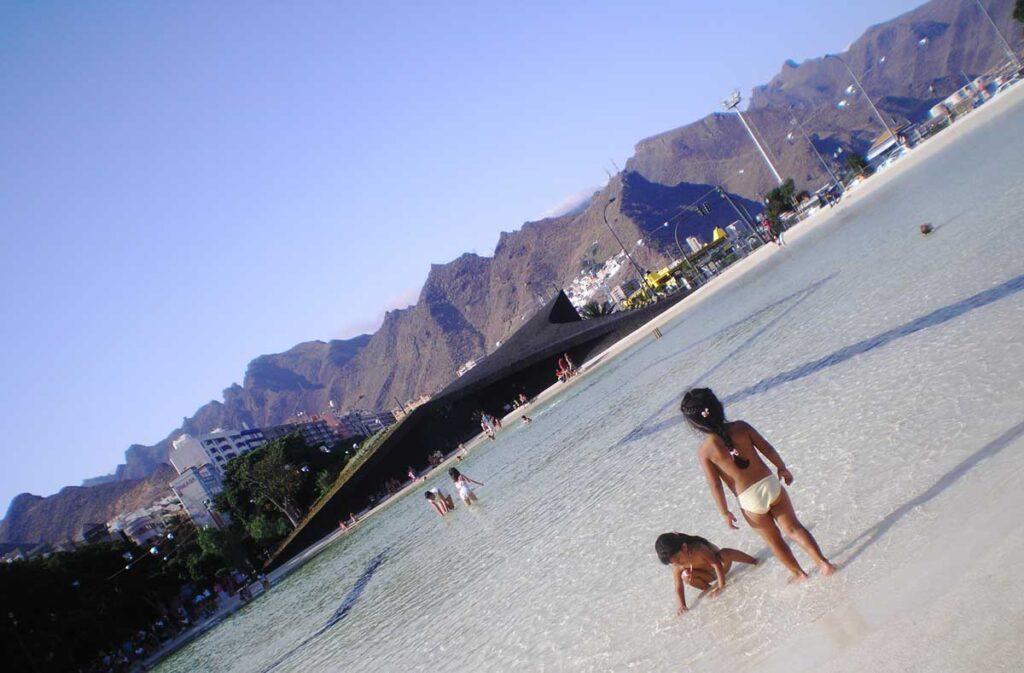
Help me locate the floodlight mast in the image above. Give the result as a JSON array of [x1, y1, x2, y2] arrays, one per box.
[[723, 91, 784, 186]]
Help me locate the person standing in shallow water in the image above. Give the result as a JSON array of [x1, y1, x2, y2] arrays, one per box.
[[680, 388, 837, 582]]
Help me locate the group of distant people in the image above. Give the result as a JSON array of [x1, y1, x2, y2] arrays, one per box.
[[758, 215, 786, 247], [425, 468, 484, 517], [556, 353, 577, 382], [479, 411, 501, 440]]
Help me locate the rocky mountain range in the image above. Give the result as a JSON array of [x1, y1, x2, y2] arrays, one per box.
[[4, 0, 1022, 544], [0, 465, 178, 545]]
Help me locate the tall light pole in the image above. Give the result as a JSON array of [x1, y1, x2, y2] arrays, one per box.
[[825, 53, 897, 144], [723, 90, 784, 185], [603, 197, 651, 296], [788, 113, 845, 194], [973, 0, 1022, 70]]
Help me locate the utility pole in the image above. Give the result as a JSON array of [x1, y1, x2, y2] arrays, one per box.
[[603, 197, 652, 297], [723, 90, 784, 185], [826, 54, 897, 144], [788, 113, 845, 194], [973, 0, 1022, 70]]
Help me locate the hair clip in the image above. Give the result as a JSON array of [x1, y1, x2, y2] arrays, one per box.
[[700, 408, 710, 418]]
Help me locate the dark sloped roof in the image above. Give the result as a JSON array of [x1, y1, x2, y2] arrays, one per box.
[[435, 289, 684, 401]]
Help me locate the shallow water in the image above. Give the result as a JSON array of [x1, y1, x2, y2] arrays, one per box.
[[158, 96, 1024, 672]]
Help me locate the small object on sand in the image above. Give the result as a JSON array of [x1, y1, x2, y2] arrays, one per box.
[[919, 223, 933, 235]]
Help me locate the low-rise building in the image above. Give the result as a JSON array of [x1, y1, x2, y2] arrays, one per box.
[[610, 278, 641, 307], [169, 465, 227, 529], [107, 495, 187, 544], [332, 409, 397, 439], [75, 522, 120, 546], [456, 358, 482, 377]]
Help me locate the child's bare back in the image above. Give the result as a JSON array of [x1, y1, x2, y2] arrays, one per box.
[[681, 388, 837, 581]]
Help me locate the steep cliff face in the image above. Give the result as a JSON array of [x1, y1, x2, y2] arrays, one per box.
[[0, 465, 178, 544], [7, 0, 1021, 544], [625, 0, 1023, 199]]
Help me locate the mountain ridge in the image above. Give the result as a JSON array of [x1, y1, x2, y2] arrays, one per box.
[[4, 0, 1021, 544]]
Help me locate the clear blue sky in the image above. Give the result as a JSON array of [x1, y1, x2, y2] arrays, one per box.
[[0, 0, 922, 510]]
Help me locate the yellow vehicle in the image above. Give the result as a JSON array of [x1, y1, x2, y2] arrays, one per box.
[[644, 267, 678, 292]]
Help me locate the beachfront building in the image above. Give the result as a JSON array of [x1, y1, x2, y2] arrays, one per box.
[[109, 495, 188, 543], [75, 522, 121, 546], [332, 409, 397, 439], [261, 419, 340, 449], [456, 358, 482, 377], [169, 465, 227, 529], [928, 75, 998, 123], [609, 279, 640, 308], [170, 428, 267, 475]]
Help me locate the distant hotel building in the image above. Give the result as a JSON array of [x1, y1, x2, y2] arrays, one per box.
[[686, 235, 704, 253], [262, 419, 340, 449], [169, 465, 227, 530], [167, 421, 336, 530], [170, 428, 268, 475]]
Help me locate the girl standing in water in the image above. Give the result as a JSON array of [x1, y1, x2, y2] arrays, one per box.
[[680, 388, 836, 581], [449, 467, 484, 506]]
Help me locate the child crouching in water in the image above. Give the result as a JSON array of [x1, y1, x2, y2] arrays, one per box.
[[655, 532, 757, 614], [680, 388, 837, 582], [425, 488, 456, 517]]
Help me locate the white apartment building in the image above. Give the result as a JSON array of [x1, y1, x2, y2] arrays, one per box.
[[686, 235, 704, 253], [170, 428, 267, 475], [169, 464, 228, 529]]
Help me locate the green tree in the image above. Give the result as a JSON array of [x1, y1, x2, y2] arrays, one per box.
[[223, 439, 305, 527], [763, 178, 796, 220], [1015, 0, 1024, 28], [315, 469, 335, 497], [247, 513, 291, 545], [845, 152, 873, 177], [218, 434, 351, 551]]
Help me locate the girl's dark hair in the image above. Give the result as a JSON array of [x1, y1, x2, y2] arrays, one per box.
[[654, 532, 712, 565], [680, 388, 749, 469], [448, 468, 461, 479], [424, 491, 434, 500]]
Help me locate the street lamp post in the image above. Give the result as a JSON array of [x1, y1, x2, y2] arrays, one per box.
[[825, 53, 897, 144], [603, 197, 652, 297], [723, 90, 784, 185], [973, 0, 1022, 70], [788, 113, 845, 194]]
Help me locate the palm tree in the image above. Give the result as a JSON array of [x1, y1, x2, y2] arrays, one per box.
[[579, 300, 614, 319]]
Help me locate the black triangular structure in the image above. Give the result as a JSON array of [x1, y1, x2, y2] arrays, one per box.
[[270, 290, 688, 569]]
